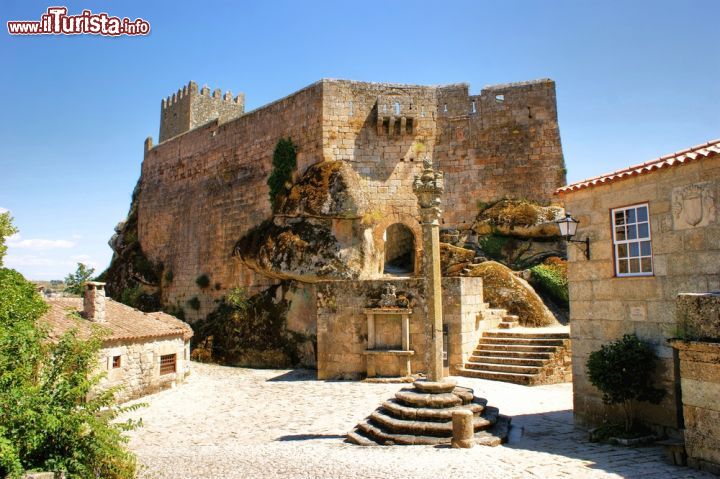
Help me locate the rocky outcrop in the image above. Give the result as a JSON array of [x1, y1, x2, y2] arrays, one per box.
[[440, 243, 477, 276], [235, 161, 373, 283], [101, 182, 164, 312], [279, 161, 367, 218], [234, 217, 361, 283], [464, 261, 558, 327], [473, 199, 564, 238]]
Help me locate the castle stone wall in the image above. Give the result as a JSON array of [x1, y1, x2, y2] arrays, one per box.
[[139, 82, 324, 320], [132, 78, 565, 322]]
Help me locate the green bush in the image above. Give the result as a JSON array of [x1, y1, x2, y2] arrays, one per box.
[[195, 274, 210, 289], [530, 261, 568, 307], [187, 296, 201, 311], [267, 137, 297, 210], [0, 268, 140, 478], [586, 334, 666, 432], [63, 263, 96, 296]]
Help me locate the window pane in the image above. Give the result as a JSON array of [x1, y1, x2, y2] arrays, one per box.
[[627, 224, 637, 240], [637, 206, 648, 222], [638, 222, 649, 238], [627, 208, 636, 224], [641, 241, 652, 256], [616, 227, 626, 241], [641, 258, 652, 273], [629, 242, 639, 257], [615, 212, 625, 225], [629, 258, 640, 273], [619, 259, 629, 273], [617, 244, 628, 258]]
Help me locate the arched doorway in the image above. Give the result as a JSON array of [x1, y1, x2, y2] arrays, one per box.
[[383, 223, 415, 275]]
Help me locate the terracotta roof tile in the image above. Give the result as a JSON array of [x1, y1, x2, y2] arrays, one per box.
[[556, 139, 720, 195], [42, 297, 193, 343]]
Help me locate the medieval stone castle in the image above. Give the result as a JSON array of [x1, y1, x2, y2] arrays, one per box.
[[107, 77, 566, 376]]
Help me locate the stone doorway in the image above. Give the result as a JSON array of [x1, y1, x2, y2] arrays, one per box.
[[383, 223, 415, 275]]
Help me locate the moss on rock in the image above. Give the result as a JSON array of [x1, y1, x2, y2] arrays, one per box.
[[440, 243, 476, 276], [279, 161, 367, 218], [473, 199, 564, 238], [191, 284, 314, 368], [235, 217, 358, 283], [465, 261, 557, 327]]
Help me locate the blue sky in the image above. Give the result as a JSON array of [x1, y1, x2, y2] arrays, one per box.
[[1, 0, 718, 279]]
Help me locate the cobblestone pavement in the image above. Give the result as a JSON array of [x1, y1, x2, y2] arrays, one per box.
[[123, 362, 711, 479]]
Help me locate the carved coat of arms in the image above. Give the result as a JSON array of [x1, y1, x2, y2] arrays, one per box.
[[672, 182, 716, 230]]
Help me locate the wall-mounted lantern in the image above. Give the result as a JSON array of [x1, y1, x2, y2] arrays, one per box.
[[556, 213, 590, 260]]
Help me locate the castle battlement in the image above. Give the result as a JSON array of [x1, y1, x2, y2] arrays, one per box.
[[159, 80, 245, 142]]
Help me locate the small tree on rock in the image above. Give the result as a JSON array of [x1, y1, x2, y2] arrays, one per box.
[[586, 334, 666, 433], [64, 263, 96, 296]]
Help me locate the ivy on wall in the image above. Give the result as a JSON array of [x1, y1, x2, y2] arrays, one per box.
[[267, 137, 297, 210]]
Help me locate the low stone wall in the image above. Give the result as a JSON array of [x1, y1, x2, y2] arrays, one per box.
[[671, 292, 720, 474], [316, 277, 490, 379]]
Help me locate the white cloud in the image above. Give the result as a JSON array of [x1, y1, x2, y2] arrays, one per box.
[[7, 234, 75, 250], [0, 207, 8, 214], [71, 233, 83, 239], [4, 254, 67, 267]]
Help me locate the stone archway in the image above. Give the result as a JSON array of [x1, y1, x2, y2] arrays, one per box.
[[373, 213, 422, 276], [383, 223, 415, 274]]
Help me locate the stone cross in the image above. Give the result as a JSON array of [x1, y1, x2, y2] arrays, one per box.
[[413, 156, 445, 382]]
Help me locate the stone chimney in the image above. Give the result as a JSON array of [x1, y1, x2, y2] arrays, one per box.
[[83, 282, 106, 323]]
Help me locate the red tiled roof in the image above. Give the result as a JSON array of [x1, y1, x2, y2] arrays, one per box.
[[42, 297, 194, 343], [556, 139, 720, 194]]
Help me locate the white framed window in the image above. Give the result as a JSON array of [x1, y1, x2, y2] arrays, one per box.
[[612, 203, 653, 276]]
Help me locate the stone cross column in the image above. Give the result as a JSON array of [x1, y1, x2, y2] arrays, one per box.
[[413, 157, 445, 382]]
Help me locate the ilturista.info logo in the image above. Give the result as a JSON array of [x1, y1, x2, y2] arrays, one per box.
[[7, 7, 150, 36]]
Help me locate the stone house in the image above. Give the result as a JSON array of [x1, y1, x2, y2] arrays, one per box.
[[555, 138, 720, 432], [43, 282, 193, 402]]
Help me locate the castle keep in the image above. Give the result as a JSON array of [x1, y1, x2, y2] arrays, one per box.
[[107, 78, 566, 373]]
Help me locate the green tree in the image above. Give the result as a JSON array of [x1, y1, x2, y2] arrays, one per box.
[[0, 211, 18, 267], [267, 137, 297, 210], [586, 334, 666, 433], [0, 267, 140, 478], [64, 263, 96, 296]]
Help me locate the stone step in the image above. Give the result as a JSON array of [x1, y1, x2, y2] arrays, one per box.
[[351, 407, 508, 447], [469, 355, 547, 367], [473, 344, 559, 354], [394, 389, 463, 408], [479, 337, 566, 347], [381, 398, 485, 421], [356, 419, 447, 445], [498, 321, 519, 329], [368, 409, 494, 437], [484, 331, 570, 340], [456, 368, 539, 386], [473, 349, 554, 360], [464, 361, 542, 375], [346, 429, 378, 446]]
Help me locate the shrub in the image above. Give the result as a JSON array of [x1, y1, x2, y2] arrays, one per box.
[[187, 296, 201, 311], [586, 334, 666, 432], [267, 137, 297, 210], [530, 257, 568, 307], [196, 274, 210, 289], [64, 263, 96, 296], [0, 268, 140, 478]]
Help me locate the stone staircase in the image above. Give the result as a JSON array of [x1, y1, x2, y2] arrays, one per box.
[[347, 379, 511, 447], [457, 327, 572, 386]]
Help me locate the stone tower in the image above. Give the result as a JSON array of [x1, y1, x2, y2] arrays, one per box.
[[159, 81, 245, 142]]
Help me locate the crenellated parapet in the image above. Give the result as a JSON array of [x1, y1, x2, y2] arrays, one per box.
[[159, 80, 245, 143]]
